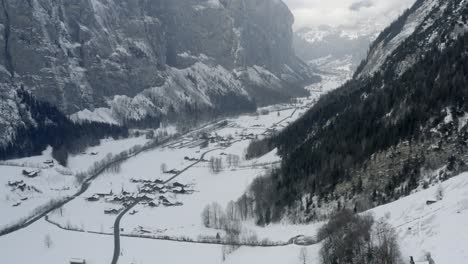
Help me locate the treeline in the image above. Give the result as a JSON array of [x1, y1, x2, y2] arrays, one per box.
[[318, 209, 402, 264], [247, 32, 468, 223], [245, 138, 274, 160], [0, 88, 128, 165]]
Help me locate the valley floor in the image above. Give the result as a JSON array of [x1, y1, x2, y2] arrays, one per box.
[[3, 72, 466, 264]]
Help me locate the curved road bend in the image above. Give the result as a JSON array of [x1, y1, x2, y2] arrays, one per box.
[[0, 121, 218, 238], [0, 135, 181, 238], [110, 147, 223, 264]]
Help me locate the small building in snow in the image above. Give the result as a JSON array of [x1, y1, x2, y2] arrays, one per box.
[[86, 195, 100, 202], [104, 208, 120, 215], [44, 160, 54, 167], [22, 169, 40, 178], [70, 258, 86, 264]]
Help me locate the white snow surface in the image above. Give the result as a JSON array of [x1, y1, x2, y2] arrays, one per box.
[[4, 73, 468, 263]]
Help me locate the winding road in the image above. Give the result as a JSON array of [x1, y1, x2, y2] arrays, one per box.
[[110, 147, 223, 264]]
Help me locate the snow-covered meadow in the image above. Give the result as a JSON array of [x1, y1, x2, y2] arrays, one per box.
[[45, 103, 309, 241], [0, 73, 354, 264]]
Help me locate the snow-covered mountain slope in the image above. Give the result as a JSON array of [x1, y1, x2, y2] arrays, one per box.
[[245, 0, 468, 224], [367, 171, 468, 263], [356, 0, 468, 78], [293, 25, 375, 73], [71, 62, 254, 125], [0, 0, 315, 127], [226, 172, 468, 264]]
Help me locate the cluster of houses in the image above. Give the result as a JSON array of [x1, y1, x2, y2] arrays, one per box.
[[8, 180, 27, 191], [7, 180, 37, 207], [240, 133, 256, 140], [201, 133, 234, 147], [135, 179, 194, 196], [86, 179, 194, 215]]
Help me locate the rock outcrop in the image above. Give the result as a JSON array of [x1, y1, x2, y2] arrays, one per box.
[[0, 0, 314, 126]]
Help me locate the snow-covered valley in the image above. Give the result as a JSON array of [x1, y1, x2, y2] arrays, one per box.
[[0, 72, 342, 263], [1, 71, 467, 264]]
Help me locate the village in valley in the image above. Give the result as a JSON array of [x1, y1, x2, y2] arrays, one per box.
[[0, 76, 340, 264], [2, 72, 465, 264]]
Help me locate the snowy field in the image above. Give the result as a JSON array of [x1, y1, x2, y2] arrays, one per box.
[[2, 171, 468, 264], [0, 73, 356, 264], [2, 73, 467, 264], [46, 104, 310, 241]]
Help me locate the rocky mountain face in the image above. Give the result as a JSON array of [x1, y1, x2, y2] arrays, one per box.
[[245, 0, 468, 224], [0, 0, 314, 127], [355, 0, 468, 78]]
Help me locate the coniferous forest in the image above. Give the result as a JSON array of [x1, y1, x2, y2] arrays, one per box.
[[0, 88, 128, 165], [247, 32, 468, 223]]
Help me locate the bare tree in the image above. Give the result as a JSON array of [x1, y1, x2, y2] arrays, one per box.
[[160, 163, 167, 174], [210, 157, 223, 174], [201, 204, 211, 227], [435, 184, 444, 201], [373, 219, 402, 264], [44, 234, 53, 249], [201, 202, 226, 229], [299, 247, 308, 264], [226, 154, 240, 168], [318, 210, 402, 264], [425, 252, 436, 264]]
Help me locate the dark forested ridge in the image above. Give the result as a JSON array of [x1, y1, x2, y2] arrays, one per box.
[[243, 0, 468, 224], [0, 88, 128, 164]]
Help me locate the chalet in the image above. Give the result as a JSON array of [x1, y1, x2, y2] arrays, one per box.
[[137, 194, 153, 201], [172, 182, 185, 188], [129, 210, 138, 215], [90, 152, 99, 156], [154, 179, 164, 184], [140, 186, 154, 194], [44, 160, 54, 167], [17, 183, 27, 191], [172, 186, 186, 194], [70, 258, 86, 264], [426, 199, 437, 206], [148, 201, 159, 207], [22, 169, 40, 178], [166, 169, 180, 174], [111, 196, 124, 202], [104, 208, 120, 214], [159, 196, 182, 206], [8, 180, 24, 187], [137, 226, 151, 234], [154, 183, 165, 190], [86, 195, 100, 202], [96, 192, 112, 197]]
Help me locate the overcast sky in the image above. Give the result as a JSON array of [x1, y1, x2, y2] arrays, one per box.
[[283, 0, 417, 30]]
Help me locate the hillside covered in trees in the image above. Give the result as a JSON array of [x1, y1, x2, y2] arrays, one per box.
[[0, 88, 128, 165], [244, 0, 468, 224]]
